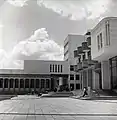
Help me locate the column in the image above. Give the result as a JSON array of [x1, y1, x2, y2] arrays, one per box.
[[8, 78, 10, 90], [101, 61, 111, 89], [29, 79, 31, 92], [24, 79, 25, 91], [49, 79, 51, 90], [59, 77, 63, 86], [3, 78, 4, 91], [92, 71, 99, 89], [18, 79, 20, 92], [80, 54, 83, 62], [85, 51, 88, 59], [13, 78, 15, 92], [44, 79, 46, 90], [34, 79, 36, 91]]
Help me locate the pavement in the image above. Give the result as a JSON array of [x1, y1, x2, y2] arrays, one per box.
[[0, 95, 117, 119]]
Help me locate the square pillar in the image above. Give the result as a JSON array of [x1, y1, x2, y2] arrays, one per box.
[[92, 71, 99, 89], [101, 61, 111, 89]]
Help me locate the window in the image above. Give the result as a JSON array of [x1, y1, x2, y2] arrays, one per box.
[[76, 75, 80, 80], [64, 41, 68, 48], [100, 33, 103, 48], [46, 79, 50, 88], [58, 65, 60, 72], [15, 79, 18, 88], [36, 79, 39, 88], [10, 79, 14, 88], [50, 64, 52, 72], [25, 79, 29, 88], [41, 79, 45, 88], [105, 20, 110, 45], [53, 64, 54, 72], [61, 65, 63, 72], [55, 64, 57, 72], [64, 50, 68, 56], [76, 84, 80, 89], [97, 35, 100, 50], [20, 79, 24, 88], [70, 75, 74, 80], [70, 65, 74, 71], [97, 33, 103, 51], [0, 78, 3, 88], [30, 79, 34, 88]]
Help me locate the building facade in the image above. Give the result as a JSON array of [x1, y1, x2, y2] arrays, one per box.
[[64, 34, 84, 90], [91, 17, 117, 90]]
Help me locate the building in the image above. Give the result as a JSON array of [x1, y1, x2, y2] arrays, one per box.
[[91, 17, 117, 90], [64, 34, 84, 90], [74, 30, 99, 90], [0, 60, 70, 94]]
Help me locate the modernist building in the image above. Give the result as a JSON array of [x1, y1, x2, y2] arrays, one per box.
[[74, 30, 99, 90], [64, 34, 84, 90], [0, 60, 70, 94], [91, 17, 117, 90]]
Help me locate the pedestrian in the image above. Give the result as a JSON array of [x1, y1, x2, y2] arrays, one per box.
[[82, 87, 88, 97]]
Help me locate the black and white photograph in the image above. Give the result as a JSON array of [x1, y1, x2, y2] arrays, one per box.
[[0, 0, 117, 119]]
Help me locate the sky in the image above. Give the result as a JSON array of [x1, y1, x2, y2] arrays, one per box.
[[0, 0, 116, 69]]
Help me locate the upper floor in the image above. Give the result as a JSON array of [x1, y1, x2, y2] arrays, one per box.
[[91, 17, 117, 61]]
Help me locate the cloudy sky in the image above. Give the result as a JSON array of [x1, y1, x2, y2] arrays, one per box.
[[0, 0, 116, 69]]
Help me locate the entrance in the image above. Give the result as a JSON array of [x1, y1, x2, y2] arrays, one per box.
[[110, 56, 117, 89]]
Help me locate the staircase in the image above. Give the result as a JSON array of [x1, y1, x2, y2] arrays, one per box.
[[41, 91, 74, 98]]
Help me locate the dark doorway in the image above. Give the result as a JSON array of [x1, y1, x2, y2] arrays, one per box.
[[99, 72, 102, 89]]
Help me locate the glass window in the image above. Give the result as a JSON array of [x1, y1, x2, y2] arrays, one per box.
[[50, 64, 52, 72], [76, 84, 80, 89], [70, 75, 74, 80], [105, 20, 110, 45], [30, 79, 34, 88], [0, 78, 3, 88], [70, 65, 74, 71], [53, 65, 54, 72], [61, 65, 63, 72], [46, 79, 50, 88], [76, 75, 80, 80], [100, 33, 103, 48], [36, 79, 39, 88], [55, 64, 57, 72], [20, 79, 24, 88], [97, 35, 100, 50], [15, 79, 19, 88], [25, 79, 29, 88], [4, 78, 8, 88], [41, 79, 45, 88], [10, 79, 14, 88], [58, 65, 60, 72]]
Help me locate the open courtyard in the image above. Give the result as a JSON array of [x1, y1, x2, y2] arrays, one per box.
[[0, 95, 116, 120]]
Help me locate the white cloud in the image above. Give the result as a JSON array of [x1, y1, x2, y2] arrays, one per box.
[[12, 28, 64, 60], [7, 0, 28, 7], [0, 28, 63, 69], [37, 0, 111, 20]]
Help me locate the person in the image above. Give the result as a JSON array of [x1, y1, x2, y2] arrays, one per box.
[[82, 87, 88, 97]]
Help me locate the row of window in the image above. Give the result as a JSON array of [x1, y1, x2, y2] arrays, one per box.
[[70, 74, 80, 80], [70, 83, 80, 90], [0, 78, 50, 89], [50, 64, 63, 73], [97, 32, 103, 50]]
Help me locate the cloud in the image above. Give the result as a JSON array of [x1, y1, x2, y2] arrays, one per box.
[[12, 28, 64, 60], [37, 0, 112, 20], [7, 0, 29, 7], [0, 28, 63, 69]]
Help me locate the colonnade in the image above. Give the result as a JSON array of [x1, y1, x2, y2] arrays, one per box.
[[0, 77, 51, 93]]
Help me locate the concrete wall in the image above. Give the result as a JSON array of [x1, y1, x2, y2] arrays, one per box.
[[24, 60, 69, 74]]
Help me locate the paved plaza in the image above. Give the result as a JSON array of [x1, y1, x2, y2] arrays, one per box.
[[0, 95, 117, 119]]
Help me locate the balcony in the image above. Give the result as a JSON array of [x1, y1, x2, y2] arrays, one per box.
[[86, 37, 91, 47], [82, 60, 88, 68], [77, 46, 83, 54], [77, 63, 83, 71], [82, 42, 90, 52], [87, 59, 98, 65]]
